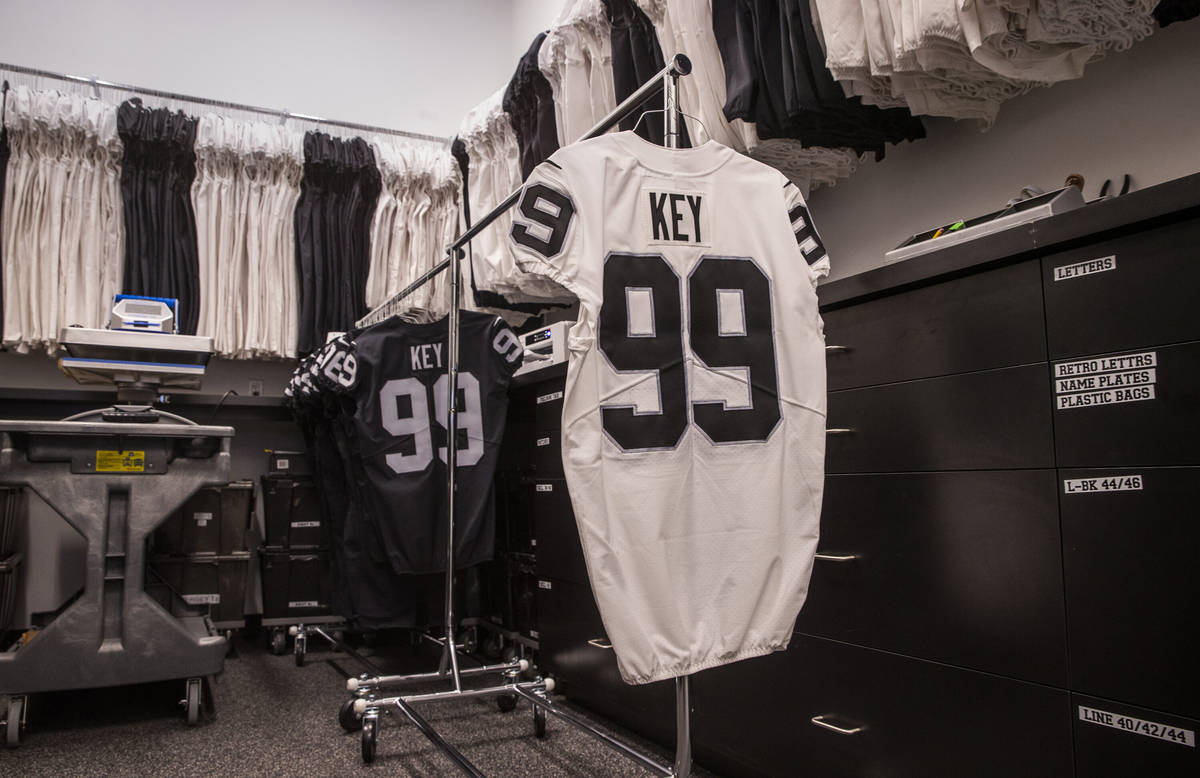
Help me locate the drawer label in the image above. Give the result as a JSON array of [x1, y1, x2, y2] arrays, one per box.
[[536, 484, 554, 492], [536, 436, 551, 447], [537, 391, 563, 404], [1064, 475, 1143, 494], [276, 458, 290, 470], [1057, 385, 1155, 409], [538, 580, 552, 589], [288, 600, 318, 608], [96, 450, 145, 472], [1079, 706, 1194, 747], [183, 593, 220, 605], [194, 512, 212, 527], [1056, 368, 1155, 394], [529, 630, 540, 638], [1054, 255, 1116, 281], [1055, 351, 1156, 378], [291, 521, 320, 528], [1055, 351, 1158, 410]]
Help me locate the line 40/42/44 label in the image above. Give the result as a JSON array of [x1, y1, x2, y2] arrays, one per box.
[[1063, 475, 1143, 494], [1079, 706, 1195, 747]]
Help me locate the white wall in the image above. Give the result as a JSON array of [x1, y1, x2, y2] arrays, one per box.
[[807, 20, 1200, 282], [509, 0, 566, 62], [0, 0, 522, 137]]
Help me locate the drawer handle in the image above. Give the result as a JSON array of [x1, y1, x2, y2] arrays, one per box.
[[826, 428, 855, 436], [587, 638, 613, 649], [815, 552, 859, 563], [811, 715, 866, 736], [825, 345, 850, 353]]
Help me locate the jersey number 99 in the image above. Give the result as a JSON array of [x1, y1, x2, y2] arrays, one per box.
[[379, 374, 484, 474]]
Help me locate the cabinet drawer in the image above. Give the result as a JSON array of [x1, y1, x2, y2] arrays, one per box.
[[693, 634, 1072, 778], [532, 377, 566, 432], [1061, 466, 1200, 718], [1053, 341, 1200, 467], [798, 470, 1067, 685], [1042, 216, 1200, 359], [531, 430, 563, 477], [1073, 694, 1198, 778], [535, 578, 674, 745], [825, 364, 1055, 473], [532, 479, 589, 586], [822, 259, 1046, 390]]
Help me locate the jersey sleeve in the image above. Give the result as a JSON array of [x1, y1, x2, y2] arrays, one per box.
[[314, 335, 360, 394], [487, 316, 524, 377], [782, 181, 831, 286], [508, 156, 581, 294]]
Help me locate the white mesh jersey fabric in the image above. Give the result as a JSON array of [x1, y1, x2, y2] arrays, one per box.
[[2, 86, 124, 353], [366, 137, 461, 317], [192, 114, 303, 358], [539, 0, 619, 148], [457, 89, 573, 309], [509, 132, 827, 684]]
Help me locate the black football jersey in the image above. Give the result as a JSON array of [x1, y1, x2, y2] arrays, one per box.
[[330, 311, 523, 574]]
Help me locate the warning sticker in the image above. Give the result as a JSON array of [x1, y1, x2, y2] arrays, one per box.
[[96, 450, 146, 472], [1079, 706, 1194, 747]]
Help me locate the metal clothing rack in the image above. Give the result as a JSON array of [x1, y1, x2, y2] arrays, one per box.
[[0, 61, 449, 144], [349, 53, 697, 776]]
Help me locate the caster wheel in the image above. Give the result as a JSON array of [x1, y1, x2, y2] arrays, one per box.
[[4, 696, 26, 748], [361, 715, 378, 764], [184, 679, 202, 726], [497, 693, 517, 713], [534, 703, 547, 739], [461, 626, 478, 655], [294, 636, 306, 667], [269, 630, 287, 655], [339, 698, 363, 732]]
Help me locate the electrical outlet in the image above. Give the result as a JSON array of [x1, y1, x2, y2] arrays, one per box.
[[248, 379, 264, 396]]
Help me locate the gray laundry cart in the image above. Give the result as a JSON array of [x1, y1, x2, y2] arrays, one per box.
[[0, 415, 233, 746]]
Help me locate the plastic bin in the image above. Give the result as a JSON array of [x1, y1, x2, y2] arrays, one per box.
[[259, 549, 332, 619], [1, 551, 25, 636], [1, 487, 26, 557], [148, 554, 250, 625], [153, 481, 253, 555], [260, 477, 328, 549], [266, 449, 313, 478]]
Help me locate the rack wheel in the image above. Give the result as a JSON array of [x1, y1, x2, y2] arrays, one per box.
[[534, 703, 547, 739], [184, 679, 202, 726], [295, 634, 307, 667], [361, 715, 378, 764], [497, 693, 518, 713], [339, 698, 363, 732], [4, 696, 26, 748], [270, 629, 287, 655]]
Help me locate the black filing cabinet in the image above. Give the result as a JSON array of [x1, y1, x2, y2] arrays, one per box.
[[510, 179, 1200, 777]]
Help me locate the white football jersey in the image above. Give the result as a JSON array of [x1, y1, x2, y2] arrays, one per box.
[[509, 131, 828, 684]]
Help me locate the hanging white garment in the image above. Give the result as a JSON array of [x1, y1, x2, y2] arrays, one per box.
[[540, 0, 619, 147], [1, 86, 124, 353], [191, 114, 303, 359], [366, 137, 461, 316], [456, 90, 574, 312]]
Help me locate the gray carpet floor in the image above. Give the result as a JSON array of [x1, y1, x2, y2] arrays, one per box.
[[3, 632, 719, 777]]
